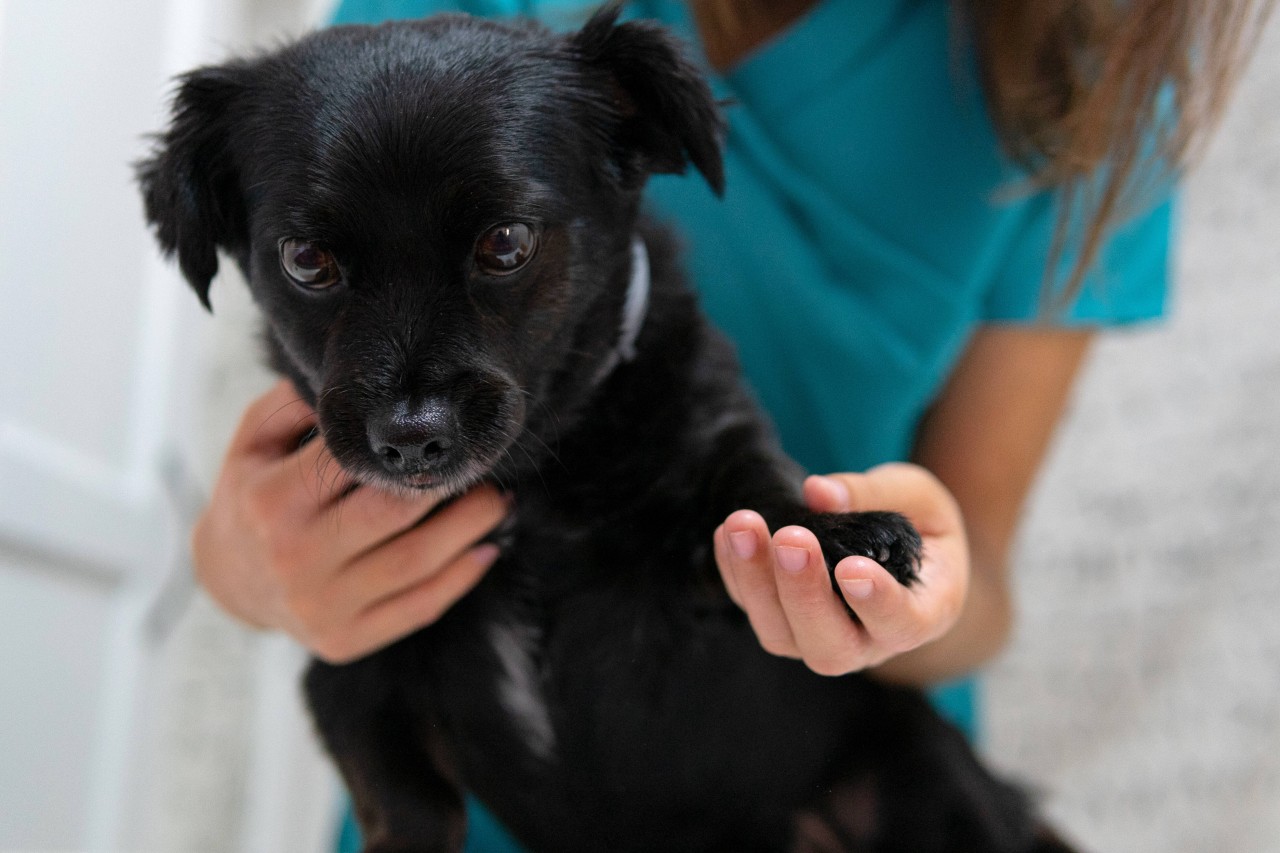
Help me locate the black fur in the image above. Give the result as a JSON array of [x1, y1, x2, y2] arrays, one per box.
[[139, 6, 1075, 852]]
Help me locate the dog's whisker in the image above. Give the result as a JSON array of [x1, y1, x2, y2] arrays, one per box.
[[513, 390, 567, 474], [509, 436, 554, 498], [247, 396, 311, 447], [517, 426, 561, 472], [320, 458, 346, 504]]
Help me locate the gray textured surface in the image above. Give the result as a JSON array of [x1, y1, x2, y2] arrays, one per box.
[[985, 14, 1280, 853]]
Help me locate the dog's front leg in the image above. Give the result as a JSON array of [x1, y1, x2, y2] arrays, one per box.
[[305, 657, 467, 853]]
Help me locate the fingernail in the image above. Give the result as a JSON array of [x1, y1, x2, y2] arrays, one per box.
[[817, 476, 849, 508], [775, 545, 809, 574], [728, 530, 757, 560], [839, 577, 874, 600], [471, 543, 500, 568]]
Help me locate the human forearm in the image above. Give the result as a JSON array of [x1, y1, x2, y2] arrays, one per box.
[[878, 326, 1096, 685]]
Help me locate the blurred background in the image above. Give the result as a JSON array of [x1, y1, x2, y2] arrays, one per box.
[[0, 1, 1275, 851]]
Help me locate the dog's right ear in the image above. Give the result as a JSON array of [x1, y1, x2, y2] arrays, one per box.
[[571, 3, 725, 196], [137, 65, 251, 311]]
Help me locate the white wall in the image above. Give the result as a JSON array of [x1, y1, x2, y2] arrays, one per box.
[[0, 1, 338, 851]]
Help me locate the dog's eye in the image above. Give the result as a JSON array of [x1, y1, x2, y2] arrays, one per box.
[[475, 223, 537, 276], [279, 239, 341, 289]]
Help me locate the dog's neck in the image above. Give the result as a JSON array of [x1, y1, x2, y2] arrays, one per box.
[[591, 236, 650, 386]]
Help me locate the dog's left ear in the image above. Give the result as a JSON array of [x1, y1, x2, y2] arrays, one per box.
[[136, 64, 252, 311], [571, 3, 725, 195]]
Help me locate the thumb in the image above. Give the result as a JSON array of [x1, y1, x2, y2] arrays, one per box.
[[806, 464, 959, 536]]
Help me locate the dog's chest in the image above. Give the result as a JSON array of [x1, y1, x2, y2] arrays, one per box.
[[419, 500, 854, 839], [428, 580, 868, 848], [486, 616, 556, 762]]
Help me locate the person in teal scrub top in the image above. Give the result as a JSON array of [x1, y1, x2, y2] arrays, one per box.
[[187, 1, 1265, 850]]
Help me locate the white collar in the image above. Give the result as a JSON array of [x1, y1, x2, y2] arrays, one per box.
[[592, 236, 650, 386]]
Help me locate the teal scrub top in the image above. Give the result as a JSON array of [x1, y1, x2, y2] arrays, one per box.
[[332, 0, 1172, 473], [329, 2, 1172, 850]]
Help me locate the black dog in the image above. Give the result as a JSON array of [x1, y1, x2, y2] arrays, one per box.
[[140, 6, 1074, 851]]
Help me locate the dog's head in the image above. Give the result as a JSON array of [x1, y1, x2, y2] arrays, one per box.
[[139, 5, 722, 493]]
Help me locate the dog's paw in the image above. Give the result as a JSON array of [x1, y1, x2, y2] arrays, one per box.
[[804, 510, 922, 588]]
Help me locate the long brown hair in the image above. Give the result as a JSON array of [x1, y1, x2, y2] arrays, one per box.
[[692, 0, 1272, 305], [961, 0, 1272, 304]]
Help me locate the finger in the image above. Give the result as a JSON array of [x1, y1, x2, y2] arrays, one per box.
[[334, 486, 509, 598], [830, 556, 929, 651], [802, 474, 850, 514], [771, 526, 865, 675], [231, 380, 318, 458], [290, 434, 360, 507], [719, 510, 799, 657], [809, 464, 959, 535], [319, 482, 461, 561], [318, 543, 502, 663], [242, 433, 361, 534]]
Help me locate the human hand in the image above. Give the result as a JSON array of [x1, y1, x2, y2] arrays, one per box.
[[712, 463, 969, 676], [192, 380, 509, 663]]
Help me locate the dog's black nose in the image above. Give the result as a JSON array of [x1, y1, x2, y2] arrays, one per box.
[[367, 397, 457, 474]]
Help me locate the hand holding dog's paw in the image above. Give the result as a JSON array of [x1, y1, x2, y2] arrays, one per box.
[[800, 509, 922, 589], [712, 463, 969, 676]]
